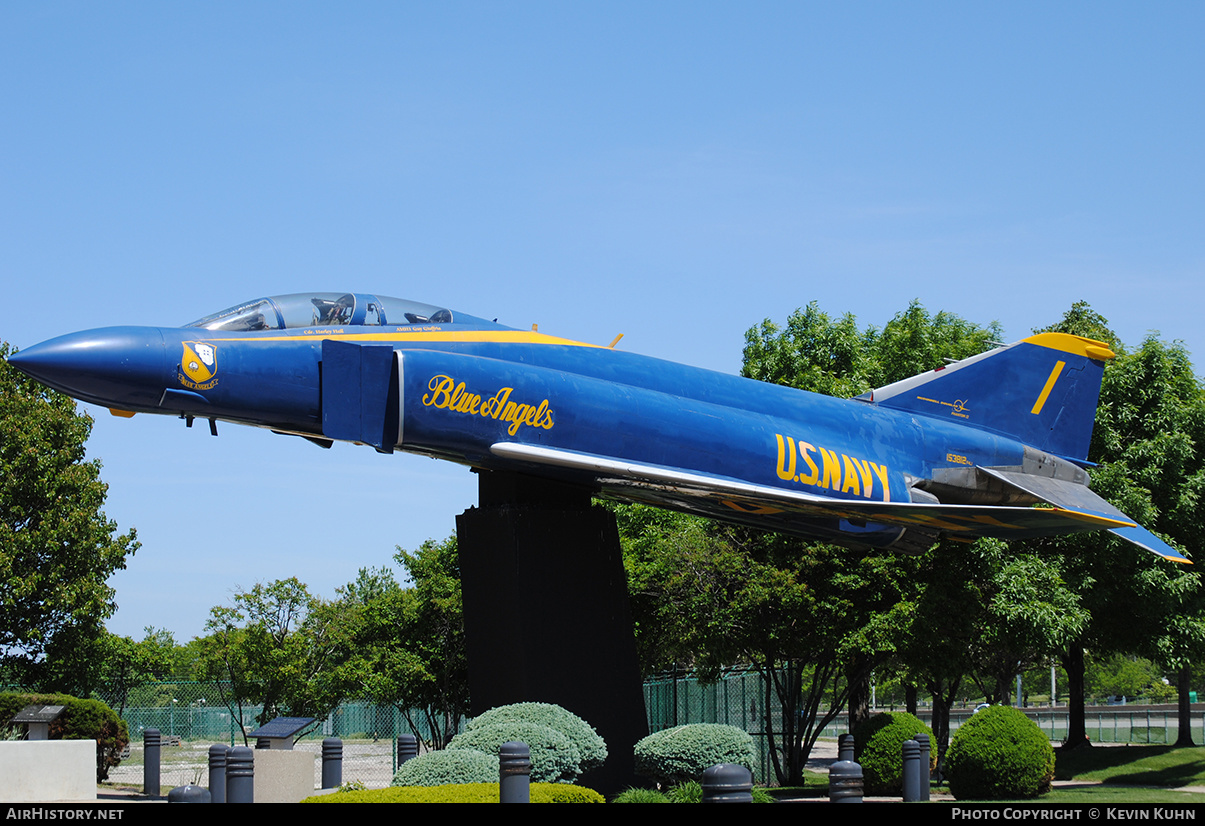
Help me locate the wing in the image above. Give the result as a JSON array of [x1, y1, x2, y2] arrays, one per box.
[[489, 442, 1189, 563]]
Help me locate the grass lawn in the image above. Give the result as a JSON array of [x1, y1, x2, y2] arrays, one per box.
[[1056, 744, 1205, 788], [1041, 785, 1205, 804], [765, 770, 831, 800], [923, 745, 1205, 805]]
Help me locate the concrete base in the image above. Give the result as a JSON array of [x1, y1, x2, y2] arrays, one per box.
[[0, 741, 96, 802], [253, 750, 315, 803], [457, 470, 648, 796]]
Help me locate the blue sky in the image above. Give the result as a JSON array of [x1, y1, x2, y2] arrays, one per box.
[[3, 2, 1202, 640]]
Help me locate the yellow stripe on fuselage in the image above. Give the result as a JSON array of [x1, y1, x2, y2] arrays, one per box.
[[203, 329, 602, 348]]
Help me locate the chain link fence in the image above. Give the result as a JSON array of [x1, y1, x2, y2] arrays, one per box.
[[93, 682, 451, 790], [14, 676, 1199, 790], [645, 668, 1205, 784]]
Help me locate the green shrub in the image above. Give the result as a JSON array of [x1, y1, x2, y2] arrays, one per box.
[[391, 748, 499, 786], [946, 705, 1055, 800], [751, 786, 776, 803], [665, 780, 703, 802], [633, 724, 755, 786], [617, 781, 773, 803], [666, 780, 775, 803], [852, 711, 934, 796], [0, 692, 128, 781], [613, 787, 669, 803], [449, 722, 581, 783], [303, 782, 605, 803], [469, 702, 607, 774]]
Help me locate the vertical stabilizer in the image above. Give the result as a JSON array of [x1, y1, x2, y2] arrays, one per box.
[[858, 332, 1115, 462]]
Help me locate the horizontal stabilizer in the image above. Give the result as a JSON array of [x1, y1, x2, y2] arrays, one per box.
[[977, 467, 1129, 521], [1109, 525, 1191, 564], [974, 467, 1190, 563]]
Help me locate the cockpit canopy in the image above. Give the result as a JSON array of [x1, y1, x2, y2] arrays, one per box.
[[186, 292, 492, 332]]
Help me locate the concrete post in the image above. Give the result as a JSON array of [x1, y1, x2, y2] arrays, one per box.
[[499, 741, 531, 803], [167, 784, 212, 803], [902, 738, 921, 802], [838, 732, 855, 762], [143, 729, 161, 797], [914, 733, 931, 801], [829, 758, 863, 803], [208, 744, 229, 804], [322, 738, 342, 789], [227, 746, 254, 804], [701, 763, 753, 803], [397, 733, 418, 766]]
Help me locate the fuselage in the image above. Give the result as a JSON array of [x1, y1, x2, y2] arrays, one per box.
[[9, 292, 1190, 562], [10, 311, 1026, 546]]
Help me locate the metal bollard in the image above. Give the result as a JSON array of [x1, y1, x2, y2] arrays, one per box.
[[227, 745, 255, 804], [902, 738, 921, 802], [838, 732, 855, 762], [322, 738, 343, 789], [143, 729, 161, 797], [702, 763, 753, 803], [167, 784, 212, 803], [208, 744, 229, 804], [499, 741, 531, 803], [914, 733, 931, 801], [829, 758, 863, 803], [397, 733, 418, 766]]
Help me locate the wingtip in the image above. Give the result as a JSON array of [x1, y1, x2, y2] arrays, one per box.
[[1109, 525, 1192, 564]]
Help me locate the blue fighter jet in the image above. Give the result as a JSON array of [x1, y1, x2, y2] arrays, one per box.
[[6, 291, 1190, 563]]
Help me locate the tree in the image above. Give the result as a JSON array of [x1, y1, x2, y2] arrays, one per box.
[[1084, 653, 1171, 702], [1032, 308, 1205, 748], [333, 537, 469, 747], [967, 548, 1088, 704], [741, 299, 1003, 393], [613, 301, 1008, 785], [38, 626, 175, 713], [891, 541, 980, 774], [742, 301, 1003, 727], [618, 504, 915, 785], [0, 342, 139, 687], [198, 578, 347, 742], [97, 628, 176, 715]]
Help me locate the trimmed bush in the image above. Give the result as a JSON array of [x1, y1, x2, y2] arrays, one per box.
[[852, 711, 934, 796], [0, 692, 128, 781], [449, 722, 581, 783], [946, 705, 1055, 800], [469, 701, 607, 774], [391, 748, 499, 786], [633, 724, 755, 786], [305, 782, 605, 803]]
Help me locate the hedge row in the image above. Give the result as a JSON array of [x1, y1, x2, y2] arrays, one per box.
[[304, 782, 605, 803], [0, 692, 128, 781]]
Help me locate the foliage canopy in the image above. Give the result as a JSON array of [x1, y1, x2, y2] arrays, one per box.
[[0, 342, 138, 689]]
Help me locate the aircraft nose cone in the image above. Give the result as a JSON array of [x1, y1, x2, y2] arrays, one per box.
[[7, 327, 169, 410]]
